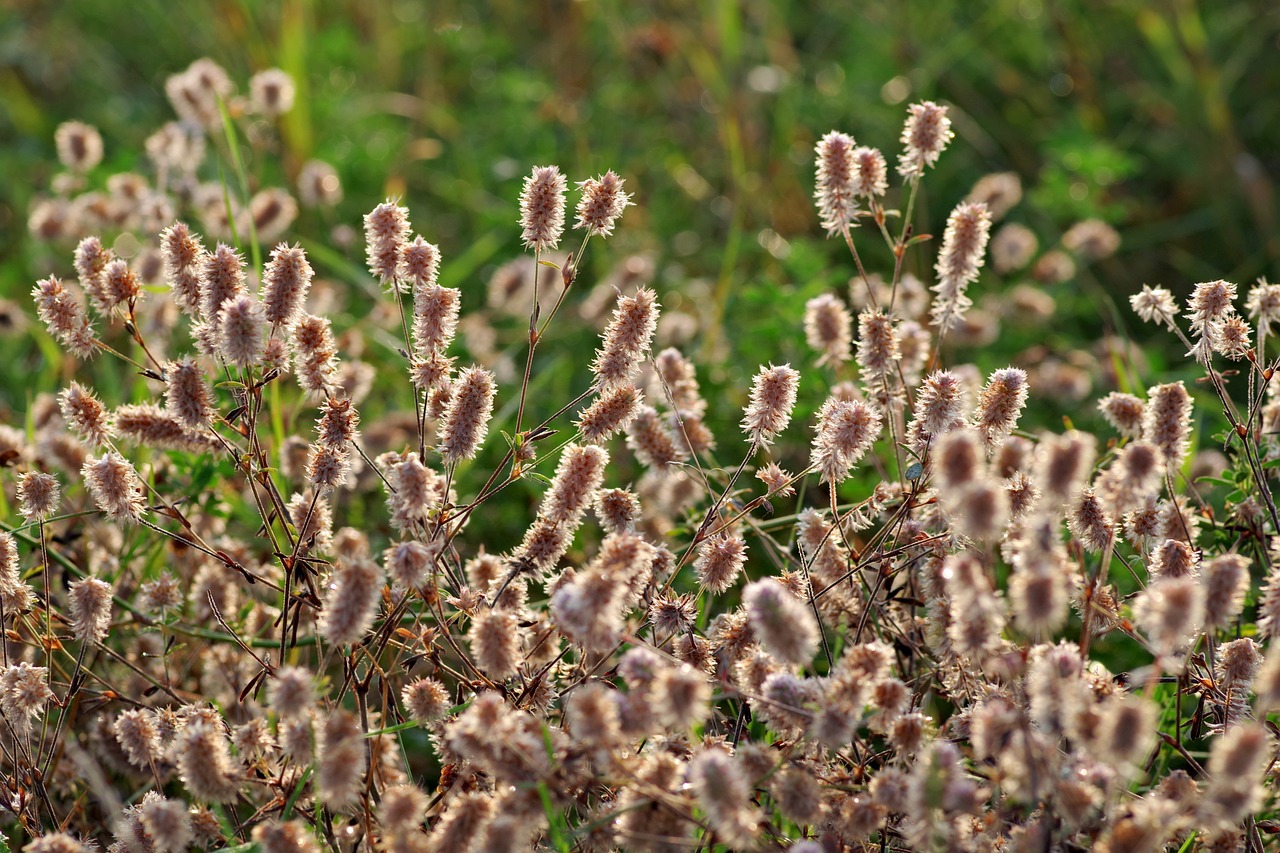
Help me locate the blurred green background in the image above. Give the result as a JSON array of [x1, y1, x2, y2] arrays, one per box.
[[3, 0, 1280, 419]]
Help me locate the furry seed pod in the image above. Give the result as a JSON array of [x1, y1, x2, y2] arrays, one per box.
[[1202, 554, 1250, 632], [856, 309, 900, 379], [164, 356, 215, 428], [469, 608, 523, 681], [17, 472, 60, 521], [217, 295, 267, 367], [591, 287, 660, 390], [695, 535, 748, 594], [291, 314, 339, 396], [741, 364, 800, 445], [814, 131, 859, 235], [0, 662, 51, 734], [364, 200, 412, 289], [811, 397, 882, 482], [437, 366, 496, 464], [67, 577, 113, 644], [1133, 576, 1204, 661], [1141, 382, 1193, 471], [931, 201, 991, 333], [804, 293, 853, 366], [59, 382, 114, 447], [403, 677, 451, 726], [688, 748, 759, 848], [32, 276, 97, 359], [972, 367, 1028, 446], [28, 834, 91, 853], [626, 405, 687, 470], [427, 792, 497, 852], [176, 718, 239, 803], [744, 578, 819, 664], [139, 795, 192, 853], [852, 146, 889, 198], [315, 710, 365, 809], [199, 243, 246, 323], [898, 101, 953, 178], [251, 821, 319, 853], [577, 385, 642, 443], [906, 370, 966, 454], [1130, 284, 1179, 328], [539, 444, 608, 526], [261, 243, 313, 328], [81, 453, 145, 523], [1068, 488, 1114, 553], [519, 166, 567, 251], [1035, 430, 1096, 503], [55, 121, 103, 172], [575, 170, 632, 237], [249, 68, 295, 116], [319, 557, 383, 646], [297, 160, 342, 208]]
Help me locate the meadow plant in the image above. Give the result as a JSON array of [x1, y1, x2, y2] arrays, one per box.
[[10, 60, 1280, 853]]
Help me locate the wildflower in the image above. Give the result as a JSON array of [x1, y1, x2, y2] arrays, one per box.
[[1141, 382, 1193, 471], [403, 677, 451, 725], [438, 366, 496, 464], [1133, 575, 1204, 661], [575, 170, 632, 237], [1247, 278, 1280, 337], [519, 165, 567, 251], [54, 121, 103, 172], [1202, 554, 1250, 632], [364, 200, 412, 289], [469, 609, 523, 681], [811, 397, 882, 482], [177, 717, 239, 803], [298, 160, 342, 208], [852, 146, 889, 198], [990, 222, 1038, 273], [814, 131, 859, 234], [1035, 430, 1096, 503], [898, 101, 953, 178], [804, 293, 853, 366], [160, 221, 206, 313], [1098, 392, 1145, 437], [82, 453, 145, 523], [595, 488, 640, 533], [744, 578, 819, 664], [931, 201, 991, 333], [249, 68, 295, 116], [315, 710, 364, 808], [59, 382, 113, 447], [412, 283, 460, 357], [139, 795, 192, 853], [200, 243, 246, 323], [695, 535, 748, 594], [1130, 284, 1178, 328], [17, 472, 59, 521], [688, 748, 759, 848], [1068, 488, 1114, 552], [268, 666, 315, 719], [319, 556, 383, 646], [972, 367, 1028, 446], [1062, 219, 1120, 261], [164, 356, 214, 428], [1212, 315, 1252, 360], [967, 172, 1023, 220], [32, 276, 97, 359], [591, 287, 660, 390], [577, 385, 642, 443], [0, 662, 51, 734], [291, 314, 339, 396], [741, 364, 800, 445], [252, 821, 319, 853], [626, 405, 687, 470], [261, 243, 313, 328]]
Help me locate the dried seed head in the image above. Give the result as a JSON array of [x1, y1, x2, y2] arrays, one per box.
[[164, 356, 215, 428], [55, 121, 103, 172], [319, 557, 383, 645], [1133, 575, 1204, 660], [291, 314, 339, 397], [804, 293, 853, 367], [1098, 392, 1146, 438], [931, 201, 991, 333], [101, 259, 141, 312], [1035, 430, 1096, 503], [1130, 284, 1179, 328], [403, 677, 451, 725], [67, 576, 113, 644], [59, 382, 114, 447], [744, 578, 819, 664], [17, 472, 59, 521], [365, 200, 412, 288], [577, 385, 642, 444], [933, 428, 982, 490], [407, 261, 452, 344], [1212, 315, 1252, 360], [199, 243, 246, 323], [1068, 488, 1114, 553], [469, 608, 523, 681], [0, 662, 51, 734], [268, 666, 315, 719], [28, 833, 91, 853], [249, 68, 295, 116], [437, 366, 496, 464], [176, 717, 240, 803], [756, 462, 795, 497], [626, 405, 687, 470], [384, 540, 434, 589], [991, 222, 1038, 273], [540, 444, 608, 526], [695, 535, 748, 594], [139, 795, 192, 853], [594, 487, 641, 534], [688, 748, 758, 848], [1247, 279, 1280, 337], [1141, 382, 1193, 470], [252, 820, 319, 853], [973, 367, 1028, 446], [591, 287, 660, 390], [814, 131, 859, 235], [852, 146, 889, 198], [898, 101, 953, 178], [519, 165, 567, 251], [906, 370, 966, 454], [575, 170, 632, 237], [217, 295, 267, 367], [297, 159, 342, 208], [306, 443, 350, 490], [32, 276, 97, 359], [1202, 554, 1250, 632], [741, 364, 800, 446], [856, 309, 901, 379], [261, 243, 314, 328], [315, 710, 365, 808], [82, 453, 145, 523], [811, 397, 882, 483]]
